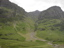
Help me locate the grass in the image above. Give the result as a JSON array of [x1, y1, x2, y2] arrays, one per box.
[[37, 19, 64, 43], [0, 39, 53, 48], [0, 6, 64, 48], [0, 18, 54, 48], [0, 22, 25, 41]]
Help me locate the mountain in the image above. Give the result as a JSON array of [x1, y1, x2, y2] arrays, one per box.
[[0, 0, 26, 23], [27, 10, 40, 21], [0, 0, 25, 14], [38, 6, 64, 20], [0, 0, 28, 41], [36, 6, 64, 44], [0, 0, 49, 48], [0, 0, 26, 47], [0, 0, 64, 48]]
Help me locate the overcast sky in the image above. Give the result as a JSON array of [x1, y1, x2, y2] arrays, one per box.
[[9, 0, 64, 12]]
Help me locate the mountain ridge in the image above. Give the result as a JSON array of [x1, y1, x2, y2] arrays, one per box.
[[38, 6, 64, 20], [0, 0, 64, 48]]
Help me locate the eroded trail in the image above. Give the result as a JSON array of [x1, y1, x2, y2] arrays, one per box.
[[17, 32, 46, 42], [13, 24, 55, 47], [17, 32, 62, 48], [13, 20, 46, 42]]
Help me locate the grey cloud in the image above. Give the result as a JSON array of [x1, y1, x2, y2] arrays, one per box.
[[35, 0, 64, 4], [35, 0, 64, 10]]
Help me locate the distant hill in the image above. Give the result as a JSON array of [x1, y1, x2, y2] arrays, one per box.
[[27, 10, 40, 21]]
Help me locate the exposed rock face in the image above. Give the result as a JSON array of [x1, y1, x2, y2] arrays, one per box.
[[27, 10, 41, 21], [38, 6, 64, 20], [0, 0, 26, 22], [0, 0, 25, 14], [28, 10, 40, 17]]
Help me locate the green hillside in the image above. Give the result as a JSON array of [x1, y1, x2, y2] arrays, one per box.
[[0, 0, 64, 48], [37, 19, 64, 42], [36, 6, 64, 48], [0, 7, 53, 48]]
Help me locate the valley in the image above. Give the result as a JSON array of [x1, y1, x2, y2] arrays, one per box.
[[0, 0, 64, 48]]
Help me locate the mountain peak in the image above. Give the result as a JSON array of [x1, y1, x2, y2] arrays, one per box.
[[49, 6, 61, 9], [39, 6, 64, 20], [47, 6, 62, 12], [35, 10, 40, 12]]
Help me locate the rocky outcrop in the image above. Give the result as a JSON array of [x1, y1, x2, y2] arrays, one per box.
[[0, 0, 26, 22], [28, 10, 40, 17], [38, 6, 64, 20], [27, 10, 40, 21], [0, 0, 25, 15]]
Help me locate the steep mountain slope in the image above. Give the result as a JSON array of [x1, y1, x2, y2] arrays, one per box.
[[0, 0, 26, 43], [0, 0, 64, 48], [0, 0, 25, 14], [37, 6, 64, 43], [38, 6, 64, 20], [0, 0, 53, 48], [27, 10, 40, 21]]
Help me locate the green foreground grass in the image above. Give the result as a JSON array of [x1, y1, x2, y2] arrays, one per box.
[[0, 39, 53, 48], [37, 19, 64, 43]]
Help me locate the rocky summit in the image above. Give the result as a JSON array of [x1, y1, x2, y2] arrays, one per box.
[[38, 6, 64, 20]]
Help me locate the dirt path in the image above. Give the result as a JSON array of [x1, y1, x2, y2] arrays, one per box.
[[0, 46, 1, 48], [13, 22, 46, 42], [17, 32, 46, 42], [29, 32, 46, 41], [12, 22, 60, 48]]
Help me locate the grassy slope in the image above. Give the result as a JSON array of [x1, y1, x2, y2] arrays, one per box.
[[0, 22, 25, 41], [37, 19, 64, 43], [0, 4, 63, 48], [0, 12, 54, 48], [0, 39, 53, 48], [0, 20, 54, 48]]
